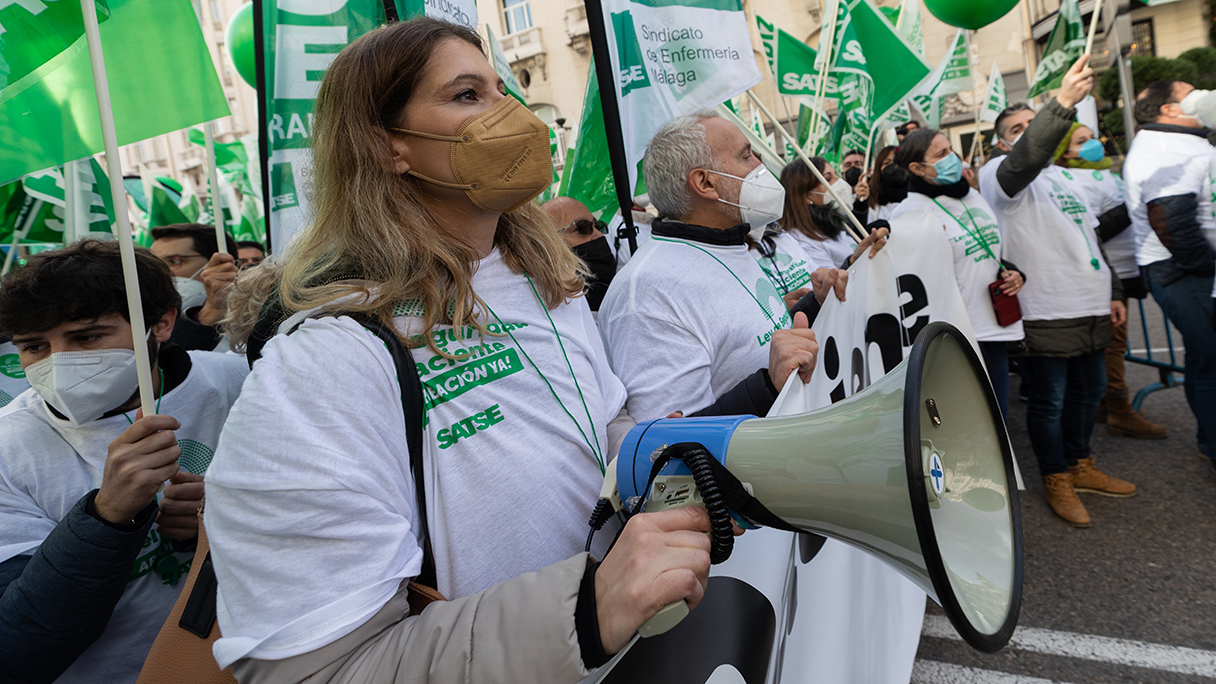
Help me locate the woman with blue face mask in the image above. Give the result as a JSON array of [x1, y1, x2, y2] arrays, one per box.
[[1054, 123, 1168, 440], [889, 129, 1027, 423]]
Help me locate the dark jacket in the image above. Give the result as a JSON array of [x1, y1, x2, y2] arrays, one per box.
[[1138, 123, 1216, 286], [168, 306, 224, 351], [0, 492, 158, 684], [993, 100, 1121, 357]]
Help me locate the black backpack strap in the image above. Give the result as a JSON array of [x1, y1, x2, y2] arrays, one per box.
[[267, 308, 437, 589]]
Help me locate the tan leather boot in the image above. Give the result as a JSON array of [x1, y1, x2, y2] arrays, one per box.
[[1069, 457, 1137, 497], [1106, 398, 1167, 439], [1042, 473, 1091, 527]]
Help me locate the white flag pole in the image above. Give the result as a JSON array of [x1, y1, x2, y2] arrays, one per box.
[[80, 0, 157, 416], [64, 162, 78, 244], [1084, 0, 1102, 57], [747, 89, 867, 243], [968, 32, 985, 163], [204, 123, 227, 251], [808, 1, 839, 153]]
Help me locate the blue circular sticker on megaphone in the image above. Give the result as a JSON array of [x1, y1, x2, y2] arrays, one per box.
[[928, 451, 946, 497]]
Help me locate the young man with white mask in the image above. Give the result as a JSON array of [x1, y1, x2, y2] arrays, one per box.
[[150, 223, 240, 351], [980, 55, 1133, 528], [1122, 80, 1216, 466], [598, 109, 832, 422], [0, 240, 248, 683]]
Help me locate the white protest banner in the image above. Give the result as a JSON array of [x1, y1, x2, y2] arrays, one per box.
[[600, 0, 762, 191], [765, 218, 979, 683], [395, 0, 477, 26]]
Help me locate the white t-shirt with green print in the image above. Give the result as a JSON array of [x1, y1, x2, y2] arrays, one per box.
[[980, 160, 1112, 321], [598, 232, 815, 421], [1064, 168, 1139, 280], [0, 350, 248, 684], [205, 248, 627, 667], [891, 190, 1025, 342]]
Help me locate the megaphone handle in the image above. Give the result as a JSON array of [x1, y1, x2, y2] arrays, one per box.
[[638, 600, 690, 638]]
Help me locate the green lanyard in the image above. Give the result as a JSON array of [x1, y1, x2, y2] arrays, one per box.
[[480, 275, 606, 474], [1049, 171, 1102, 271], [930, 197, 1002, 275], [652, 236, 789, 329], [121, 367, 165, 425]]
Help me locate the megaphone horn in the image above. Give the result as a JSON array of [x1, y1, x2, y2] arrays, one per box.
[[608, 321, 1023, 653]]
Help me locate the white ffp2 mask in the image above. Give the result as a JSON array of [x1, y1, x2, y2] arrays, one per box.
[[25, 348, 141, 426], [709, 165, 788, 241], [174, 262, 208, 310]]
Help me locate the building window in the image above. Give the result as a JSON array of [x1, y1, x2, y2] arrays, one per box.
[[1130, 19, 1154, 57], [504, 0, 532, 34]]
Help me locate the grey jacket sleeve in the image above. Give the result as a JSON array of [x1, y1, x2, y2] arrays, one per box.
[[995, 99, 1078, 199], [233, 554, 599, 684], [0, 490, 157, 684]]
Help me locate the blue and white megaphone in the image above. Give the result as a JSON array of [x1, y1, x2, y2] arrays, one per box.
[[602, 322, 1023, 653]]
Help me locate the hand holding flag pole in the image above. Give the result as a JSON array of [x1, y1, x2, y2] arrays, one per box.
[[81, 0, 157, 417], [745, 90, 867, 244]]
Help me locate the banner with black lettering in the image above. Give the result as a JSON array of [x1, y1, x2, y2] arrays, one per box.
[[598, 0, 762, 193]]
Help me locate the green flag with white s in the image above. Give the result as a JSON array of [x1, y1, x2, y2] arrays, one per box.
[[0, 0, 230, 185], [1027, 0, 1084, 98]]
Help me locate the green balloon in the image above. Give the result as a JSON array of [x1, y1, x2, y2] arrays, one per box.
[[226, 2, 256, 88], [923, 0, 1019, 30]]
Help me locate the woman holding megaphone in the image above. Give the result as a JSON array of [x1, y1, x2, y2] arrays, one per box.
[[203, 18, 723, 682]]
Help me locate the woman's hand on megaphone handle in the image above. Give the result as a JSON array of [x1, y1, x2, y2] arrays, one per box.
[[595, 507, 714, 655], [770, 312, 819, 390]]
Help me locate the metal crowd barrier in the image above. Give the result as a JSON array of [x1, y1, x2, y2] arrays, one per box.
[[1124, 298, 1187, 411]]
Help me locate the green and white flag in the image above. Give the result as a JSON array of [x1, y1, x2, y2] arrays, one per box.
[[1027, 0, 1084, 98], [0, 159, 115, 245], [233, 193, 266, 245], [558, 59, 623, 221], [600, 0, 762, 192], [980, 62, 1007, 123], [758, 14, 831, 97], [893, 0, 925, 58], [486, 25, 526, 103], [187, 128, 256, 197], [22, 159, 115, 236], [0, 0, 110, 89], [911, 28, 970, 127], [262, 1, 386, 249], [394, 0, 476, 26], [0, 0, 229, 185]]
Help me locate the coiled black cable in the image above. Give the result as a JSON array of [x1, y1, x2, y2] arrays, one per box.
[[677, 445, 735, 564], [593, 442, 737, 564]]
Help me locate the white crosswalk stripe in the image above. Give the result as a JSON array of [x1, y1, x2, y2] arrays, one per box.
[[921, 615, 1216, 678], [911, 660, 1074, 684]]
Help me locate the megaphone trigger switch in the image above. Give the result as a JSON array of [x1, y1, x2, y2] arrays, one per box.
[[925, 397, 942, 426]]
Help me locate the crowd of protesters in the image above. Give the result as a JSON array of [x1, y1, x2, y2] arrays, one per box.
[[0, 17, 1212, 684]]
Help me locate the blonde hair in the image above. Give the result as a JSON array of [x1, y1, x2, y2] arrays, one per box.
[[232, 19, 583, 356], [219, 257, 284, 352]]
